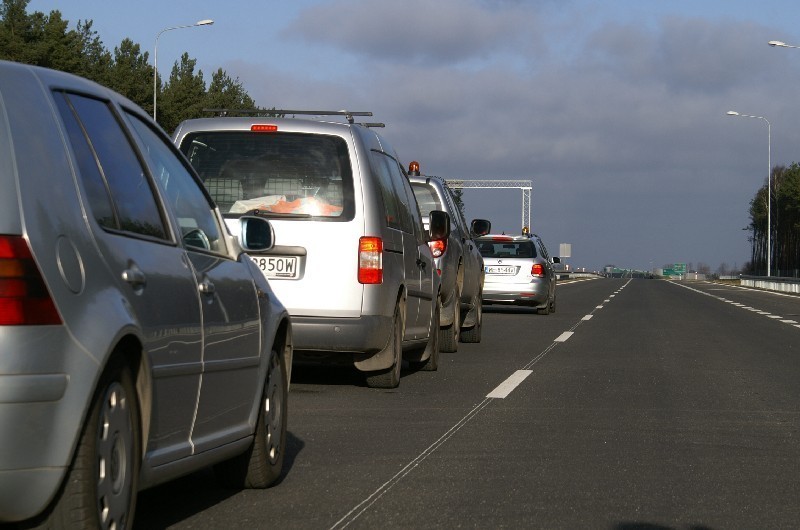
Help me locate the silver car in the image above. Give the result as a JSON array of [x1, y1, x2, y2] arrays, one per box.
[[477, 233, 560, 314], [0, 61, 292, 528], [408, 167, 488, 350], [174, 112, 449, 388]]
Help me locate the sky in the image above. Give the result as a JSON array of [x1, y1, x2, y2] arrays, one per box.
[[28, 0, 800, 272]]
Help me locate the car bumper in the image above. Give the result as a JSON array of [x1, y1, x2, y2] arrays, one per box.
[[0, 328, 97, 523], [290, 314, 393, 355], [482, 281, 549, 306]]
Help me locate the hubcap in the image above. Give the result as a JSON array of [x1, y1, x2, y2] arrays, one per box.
[[96, 382, 133, 530]]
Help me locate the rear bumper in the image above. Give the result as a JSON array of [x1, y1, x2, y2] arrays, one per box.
[[482, 281, 548, 306], [291, 314, 392, 355]]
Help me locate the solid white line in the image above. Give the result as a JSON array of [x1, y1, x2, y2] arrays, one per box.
[[487, 370, 534, 399], [555, 331, 574, 342]]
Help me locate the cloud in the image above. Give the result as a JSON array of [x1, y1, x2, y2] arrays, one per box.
[[284, 0, 537, 66]]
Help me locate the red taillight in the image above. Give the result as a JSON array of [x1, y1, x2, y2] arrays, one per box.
[[358, 236, 383, 284], [0, 236, 61, 325], [251, 124, 278, 132], [531, 263, 545, 277], [428, 239, 446, 258]]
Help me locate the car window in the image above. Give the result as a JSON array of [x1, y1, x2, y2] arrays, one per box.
[[54, 92, 168, 240], [180, 131, 353, 219], [371, 151, 417, 233], [477, 240, 537, 258], [411, 183, 442, 217], [125, 112, 224, 253]]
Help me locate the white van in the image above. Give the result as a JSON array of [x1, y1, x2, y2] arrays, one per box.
[[174, 111, 449, 388]]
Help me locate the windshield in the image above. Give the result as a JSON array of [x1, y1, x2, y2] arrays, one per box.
[[180, 131, 354, 220], [477, 239, 537, 258]]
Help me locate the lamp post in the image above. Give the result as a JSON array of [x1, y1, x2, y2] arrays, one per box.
[[153, 19, 214, 122], [726, 110, 771, 277]]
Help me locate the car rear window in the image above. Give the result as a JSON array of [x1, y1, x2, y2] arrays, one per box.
[[410, 183, 442, 217], [179, 131, 354, 220], [477, 239, 537, 258]]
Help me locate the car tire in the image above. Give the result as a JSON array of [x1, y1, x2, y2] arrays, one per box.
[[215, 347, 288, 489], [40, 358, 140, 530], [439, 286, 460, 352], [365, 304, 403, 388], [550, 295, 557, 314], [460, 289, 482, 343], [538, 300, 551, 315], [413, 296, 441, 372]]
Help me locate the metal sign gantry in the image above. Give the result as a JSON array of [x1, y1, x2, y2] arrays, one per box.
[[444, 179, 533, 233]]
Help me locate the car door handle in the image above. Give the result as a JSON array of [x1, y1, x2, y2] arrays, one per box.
[[198, 278, 216, 295], [121, 266, 146, 288], [416, 258, 427, 269]]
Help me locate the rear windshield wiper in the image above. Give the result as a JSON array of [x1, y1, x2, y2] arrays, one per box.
[[225, 209, 312, 219]]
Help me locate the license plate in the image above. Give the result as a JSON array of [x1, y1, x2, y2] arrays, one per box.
[[485, 265, 516, 275], [250, 255, 299, 279]]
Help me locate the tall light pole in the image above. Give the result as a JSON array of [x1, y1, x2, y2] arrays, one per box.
[[726, 110, 771, 277], [153, 19, 214, 122]]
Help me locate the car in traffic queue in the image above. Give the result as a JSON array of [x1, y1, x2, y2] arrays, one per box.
[[408, 162, 490, 349], [476, 232, 560, 314], [0, 60, 293, 528], [173, 111, 450, 388]]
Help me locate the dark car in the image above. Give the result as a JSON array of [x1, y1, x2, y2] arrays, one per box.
[[409, 166, 489, 349]]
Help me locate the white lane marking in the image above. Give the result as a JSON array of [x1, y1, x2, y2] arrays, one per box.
[[582, 315, 593, 321], [596, 305, 604, 309], [604, 299, 611, 303], [487, 370, 534, 399], [671, 281, 800, 332], [555, 331, 574, 342]]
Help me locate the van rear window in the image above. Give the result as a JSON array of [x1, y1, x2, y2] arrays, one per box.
[[180, 132, 354, 220]]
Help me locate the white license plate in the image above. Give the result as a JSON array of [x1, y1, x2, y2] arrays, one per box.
[[485, 265, 516, 275], [250, 255, 299, 279]]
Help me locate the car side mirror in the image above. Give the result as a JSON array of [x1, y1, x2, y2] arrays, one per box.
[[552, 256, 561, 264], [470, 218, 491, 237], [429, 210, 450, 241], [238, 216, 275, 251]]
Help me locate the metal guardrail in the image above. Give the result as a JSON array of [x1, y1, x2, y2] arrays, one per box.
[[740, 275, 800, 294]]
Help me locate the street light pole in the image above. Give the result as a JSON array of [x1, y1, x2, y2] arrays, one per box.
[[153, 19, 214, 122], [726, 110, 772, 277]]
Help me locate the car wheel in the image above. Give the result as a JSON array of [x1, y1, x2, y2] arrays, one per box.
[[550, 295, 557, 314], [216, 347, 288, 489], [460, 289, 482, 343], [42, 359, 140, 530], [439, 286, 460, 352], [365, 304, 403, 388], [414, 296, 441, 372], [538, 300, 551, 315]]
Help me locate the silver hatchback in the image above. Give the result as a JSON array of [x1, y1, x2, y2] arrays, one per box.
[[0, 61, 292, 528], [477, 233, 560, 314]]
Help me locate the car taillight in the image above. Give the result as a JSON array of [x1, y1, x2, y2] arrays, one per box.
[[531, 263, 545, 277], [358, 236, 383, 284], [0, 236, 61, 325], [428, 239, 446, 258]]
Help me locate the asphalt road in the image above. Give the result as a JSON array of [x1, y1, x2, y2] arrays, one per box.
[[134, 278, 800, 529]]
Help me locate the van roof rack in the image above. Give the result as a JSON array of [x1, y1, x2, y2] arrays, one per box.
[[202, 108, 372, 124], [357, 122, 385, 128]]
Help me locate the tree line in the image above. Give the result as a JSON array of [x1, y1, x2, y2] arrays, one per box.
[[747, 163, 800, 277], [0, 0, 256, 132]]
